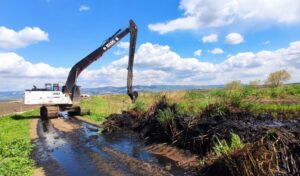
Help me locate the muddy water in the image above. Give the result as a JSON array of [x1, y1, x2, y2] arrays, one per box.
[[35, 119, 186, 176]]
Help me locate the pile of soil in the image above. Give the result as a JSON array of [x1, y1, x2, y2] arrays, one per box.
[[103, 97, 300, 175]]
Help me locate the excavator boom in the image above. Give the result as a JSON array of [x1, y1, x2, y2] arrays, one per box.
[[63, 20, 138, 102], [24, 20, 139, 120]]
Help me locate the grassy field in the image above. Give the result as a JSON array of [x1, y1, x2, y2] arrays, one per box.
[[80, 84, 300, 123], [0, 84, 298, 175], [0, 110, 38, 176]]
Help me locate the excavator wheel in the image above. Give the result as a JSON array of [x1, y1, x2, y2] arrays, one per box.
[[40, 106, 59, 120]]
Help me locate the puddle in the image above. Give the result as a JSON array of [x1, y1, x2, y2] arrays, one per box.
[[52, 144, 102, 176], [82, 122, 187, 175], [38, 120, 187, 176]]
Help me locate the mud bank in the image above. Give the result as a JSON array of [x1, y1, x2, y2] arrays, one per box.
[[103, 97, 300, 175]]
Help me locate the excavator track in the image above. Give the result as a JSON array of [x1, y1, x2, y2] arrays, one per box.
[[40, 106, 59, 120]]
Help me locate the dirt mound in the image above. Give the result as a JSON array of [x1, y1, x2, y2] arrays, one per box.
[[146, 143, 199, 168], [103, 97, 300, 175], [102, 110, 144, 133], [202, 129, 300, 176]]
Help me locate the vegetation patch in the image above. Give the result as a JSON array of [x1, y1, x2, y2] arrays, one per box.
[[0, 110, 38, 176], [102, 96, 300, 175], [213, 133, 244, 157]]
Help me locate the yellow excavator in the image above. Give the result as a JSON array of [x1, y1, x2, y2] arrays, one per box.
[[24, 20, 138, 120]]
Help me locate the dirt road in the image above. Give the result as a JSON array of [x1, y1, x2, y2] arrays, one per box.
[[31, 117, 187, 176], [0, 101, 37, 116]]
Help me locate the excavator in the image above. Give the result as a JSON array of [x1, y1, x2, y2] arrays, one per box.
[[24, 20, 138, 120]]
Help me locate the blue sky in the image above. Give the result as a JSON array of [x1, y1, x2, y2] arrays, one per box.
[[0, 0, 300, 91]]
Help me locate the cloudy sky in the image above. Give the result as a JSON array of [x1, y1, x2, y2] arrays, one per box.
[[0, 0, 300, 91]]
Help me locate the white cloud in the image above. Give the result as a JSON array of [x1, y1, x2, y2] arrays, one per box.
[[202, 34, 218, 43], [0, 26, 49, 49], [117, 42, 129, 50], [114, 42, 130, 55], [264, 40, 271, 45], [1, 41, 300, 91], [0, 52, 68, 78], [79, 5, 90, 12], [225, 33, 244, 44], [148, 0, 300, 34], [194, 49, 202, 56], [211, 48, 224, 54]]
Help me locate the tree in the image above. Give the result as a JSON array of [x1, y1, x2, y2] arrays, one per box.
[[266, 70, 291, 87]]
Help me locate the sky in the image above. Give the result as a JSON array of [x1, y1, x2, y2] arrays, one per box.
[[0, 0, 300, 91]]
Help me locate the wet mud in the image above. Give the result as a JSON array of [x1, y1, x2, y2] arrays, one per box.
[[103, 97, 300, 176], [32, 118, 187, 176]]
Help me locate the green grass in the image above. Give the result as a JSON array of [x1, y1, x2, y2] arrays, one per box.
[[213, 133, 244, 157], [0, 110, 38, 176], [130, 99, 147, 112], [185, 90, 208, 99], [157, 108, 174, 126], [80, 96, 112, 124], [80, 84, 300, 123]]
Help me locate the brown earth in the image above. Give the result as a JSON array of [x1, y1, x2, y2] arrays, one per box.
[[146, 143, 199, 168], [51, 118, 82, 133], [103, 97, 300, 175], [0, 101, 38, 116]]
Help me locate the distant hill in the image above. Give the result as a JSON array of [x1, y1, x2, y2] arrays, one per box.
[[0, 85, 223, 101], [0, 91, 24, 101], [81, 85, 223, 96]]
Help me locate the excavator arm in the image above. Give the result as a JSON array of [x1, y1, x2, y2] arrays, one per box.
[[63, 20, 138, 102]]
